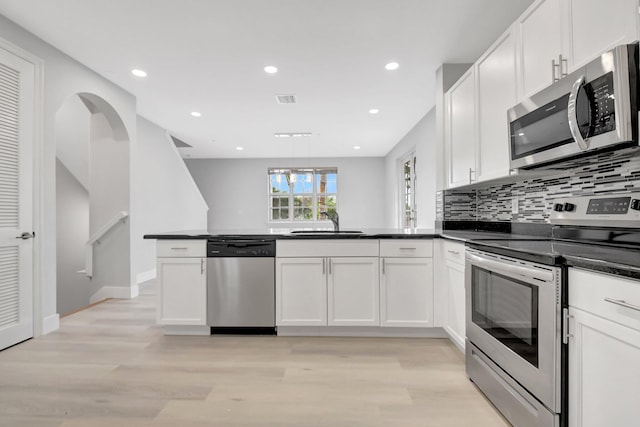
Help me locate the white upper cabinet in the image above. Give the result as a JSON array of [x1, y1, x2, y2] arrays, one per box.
[[567, 0, 639, 71], [517, 0, 567, 99], [446, 67, 476, 188], [476, 26, 518, 182]]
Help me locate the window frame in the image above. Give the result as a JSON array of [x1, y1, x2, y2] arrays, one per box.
[[267, 167, 338, 224]]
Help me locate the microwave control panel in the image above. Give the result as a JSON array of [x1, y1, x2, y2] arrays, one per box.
[[586, 72, 616, 137]]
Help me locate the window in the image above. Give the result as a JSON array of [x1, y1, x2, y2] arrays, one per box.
[[400, 152, 417, 228], [268, 168, 337, 222]]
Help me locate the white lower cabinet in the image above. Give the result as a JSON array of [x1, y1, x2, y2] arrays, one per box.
[[275, 240, 381, 327], [380, 257, 433, 327], [568, 268, 640, 427], [328, 257, 379, 326], [156, 240, 207, 330], [275, 256, 379, 326], [275, 258, 327, 326], [442, 240, 466, 351], [276, 239, 438, 332]]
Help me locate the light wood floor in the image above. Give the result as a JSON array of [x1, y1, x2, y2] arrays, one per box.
[[0, 284, 508, 427]]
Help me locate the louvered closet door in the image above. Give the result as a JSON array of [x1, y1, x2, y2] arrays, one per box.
[[0, 46, 34, 350]]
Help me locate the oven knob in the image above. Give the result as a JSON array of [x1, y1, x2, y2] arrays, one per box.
[[554, 203, 564, 212], [631, 199, 640, 211], [563, 203, 575, 212]]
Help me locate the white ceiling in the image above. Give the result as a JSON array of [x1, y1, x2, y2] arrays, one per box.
[[0, 0, 533, 159]]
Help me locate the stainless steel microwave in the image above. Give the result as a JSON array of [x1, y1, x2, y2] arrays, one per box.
[[508, 43, 639, 169]]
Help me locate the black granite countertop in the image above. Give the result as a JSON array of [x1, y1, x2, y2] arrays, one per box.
[[143, 228, 439, 240]]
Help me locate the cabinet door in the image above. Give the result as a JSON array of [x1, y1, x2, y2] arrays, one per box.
[[327, 257, 379, 326], [275, 258, 327, 326], [380, 258, 434, 327], [569, 307, 640, 427], [446, 68, 476, 188], [568, 0, 639, 70], [476, 27, 517, 182], [157, 257, 206, 326], [517, 0, 565, 99], [444, 260, 465, 350]]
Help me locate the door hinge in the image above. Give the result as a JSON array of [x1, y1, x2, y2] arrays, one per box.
[[562, 307, 573, 344]]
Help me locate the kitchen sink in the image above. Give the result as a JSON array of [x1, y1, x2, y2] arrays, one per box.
[[289, 230, 364, 235]]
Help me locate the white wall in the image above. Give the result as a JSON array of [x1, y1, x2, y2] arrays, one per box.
[[385, 108, 437, 229], [133, 116, 208, 280], [55, 95, 90, 190], [55, 159, 91, 315], [0, 14, 137, 333], [186, 157, 387, 230]]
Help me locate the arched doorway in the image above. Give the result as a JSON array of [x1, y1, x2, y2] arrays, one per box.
[[55, 93, 131, 316]]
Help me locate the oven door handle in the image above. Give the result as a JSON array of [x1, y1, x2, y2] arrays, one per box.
[[466, 252, 554, 283]]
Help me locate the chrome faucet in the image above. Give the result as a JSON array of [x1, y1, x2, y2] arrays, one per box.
[[321, 211, 339, 232]]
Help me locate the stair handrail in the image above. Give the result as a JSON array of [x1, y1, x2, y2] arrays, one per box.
[[78, 211, 129, 278]]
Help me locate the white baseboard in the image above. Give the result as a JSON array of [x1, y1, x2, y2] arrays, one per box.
[[41, 313, 60, 335], [276, 326, 449, 338], [136, 269, 156, 285], [443, 326, 466, 353], [90, 285, 139, 304]]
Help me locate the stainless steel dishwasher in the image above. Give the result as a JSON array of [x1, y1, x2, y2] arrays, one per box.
[[206, 238, 276, 334]]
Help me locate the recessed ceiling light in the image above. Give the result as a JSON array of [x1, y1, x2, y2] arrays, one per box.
[[354, 146, 361, 150], [385, 62, 399, 71], [369, 109, 380, 114], [131, 69, 147, 77], [236, 146, 244, 151], [190, 111, 201, 117], [274, 132, 312, 138], [264, 65, 278, 74]]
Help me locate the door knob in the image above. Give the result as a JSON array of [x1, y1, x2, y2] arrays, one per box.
[[16, 232, 35, 240]]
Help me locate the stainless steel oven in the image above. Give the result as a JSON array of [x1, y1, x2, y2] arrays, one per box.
[[466, 248, 563, 427], [508, 43, 638, 169]]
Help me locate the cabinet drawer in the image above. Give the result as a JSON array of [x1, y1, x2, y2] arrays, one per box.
[[277, 239, 379, 257], [379, 240, 432, 258], [157, 240, 206, 258], [569, 268, 640, 331], [442, 240, 465, 265]]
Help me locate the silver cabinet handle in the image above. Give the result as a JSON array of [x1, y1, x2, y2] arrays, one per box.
[[328, 258, 332, 275], [567, 75, 590, 151], [552, 58, 559, 82], [171, 247, 188, 250], [447, 250, 460, 255], [200, 259, 204, 274], [604, 297, 640, 313], [468, 167, 476, 183], [322, 258, 326, 275], [559, 54, 568, 78], [399, 247, 417, 251], [382, 258, 385, 275]]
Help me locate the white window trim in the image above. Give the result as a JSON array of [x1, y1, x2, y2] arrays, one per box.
[[267, 167, 338, 224]]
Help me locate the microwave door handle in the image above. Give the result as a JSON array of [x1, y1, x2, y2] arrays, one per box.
[[567, 75, 590, 151], [466, 251, 554, 282]]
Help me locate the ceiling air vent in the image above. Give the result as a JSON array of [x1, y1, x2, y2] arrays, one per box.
[[276, 94, 297, 104], [170, 135, 192, 148]]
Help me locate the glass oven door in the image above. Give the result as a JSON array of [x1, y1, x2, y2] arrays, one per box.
[[465, 249, 562, 412], [471, 266, 539, 368]]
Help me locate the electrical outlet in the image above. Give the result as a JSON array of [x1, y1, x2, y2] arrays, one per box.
[[511, 198, 519, 214]]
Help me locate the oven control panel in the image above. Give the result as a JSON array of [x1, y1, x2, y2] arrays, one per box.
[[550, 192, 640, 227]]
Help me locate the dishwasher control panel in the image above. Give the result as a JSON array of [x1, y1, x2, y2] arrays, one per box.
[[207, 239, 276, 257]]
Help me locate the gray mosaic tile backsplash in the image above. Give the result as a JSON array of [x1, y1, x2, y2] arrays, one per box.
[[441, 152, 640, 223]]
